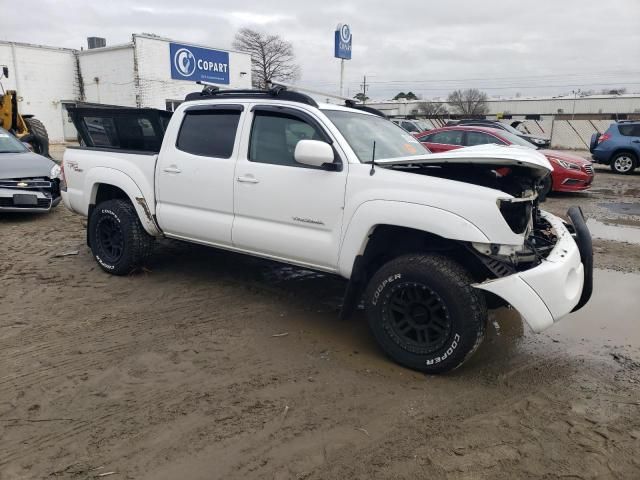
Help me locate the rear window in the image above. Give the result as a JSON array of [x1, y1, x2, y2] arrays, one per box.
[[176, 109, 241, 158], [618, 124, 640, 137]]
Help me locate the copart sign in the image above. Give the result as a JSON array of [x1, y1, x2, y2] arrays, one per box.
[[169, 42, 230, 84]]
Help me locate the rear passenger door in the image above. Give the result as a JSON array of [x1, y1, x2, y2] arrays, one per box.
[[155, 104, 244, 246], [464, 131, 506, 147]]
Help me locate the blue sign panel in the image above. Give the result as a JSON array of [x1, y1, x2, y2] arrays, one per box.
[[170, 42, 230, 84], [334, 24, 352, 60]]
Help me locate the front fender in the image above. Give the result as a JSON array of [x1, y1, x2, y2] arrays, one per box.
[[337, 200, 490, 277], [85, 167, 160, 236]]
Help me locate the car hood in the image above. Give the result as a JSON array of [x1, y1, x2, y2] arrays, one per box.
[[539, 149, 590, 165], [0, 151, 56, 179], [376, 144, 553, 178]]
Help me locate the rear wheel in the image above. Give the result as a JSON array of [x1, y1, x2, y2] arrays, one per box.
[[610, 152, 637, 174], [22, 117, 50, 158], [89, 199, 154, 275], [364, 254, 487, 374]]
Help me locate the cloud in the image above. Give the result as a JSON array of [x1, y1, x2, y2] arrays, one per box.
[[2, 0, 639, 100]]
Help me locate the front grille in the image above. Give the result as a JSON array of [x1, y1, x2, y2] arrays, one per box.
[[584, 164, 594, 175], [0, 179, 53, 189], [0, 197, 51, 209]]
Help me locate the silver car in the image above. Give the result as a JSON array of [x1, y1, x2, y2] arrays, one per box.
[[0, 127, 61, 212]]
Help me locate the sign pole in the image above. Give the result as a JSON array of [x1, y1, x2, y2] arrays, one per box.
[[340, 58, 345, 97], [335, 23, 351, 99]]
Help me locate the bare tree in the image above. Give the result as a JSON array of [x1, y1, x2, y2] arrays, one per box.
[[417, 101, 449, 117], [447, 89, 489, 115], [232, 28, 300, 89], [354, 92, 370, 103]]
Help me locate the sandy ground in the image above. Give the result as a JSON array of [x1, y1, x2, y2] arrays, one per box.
[[1, 150, 639, 479]]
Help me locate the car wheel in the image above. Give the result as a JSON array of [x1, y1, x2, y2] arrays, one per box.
[[610, 153, 637, 174], [89, 199, 154, 275], [364, 254, 487, 374]]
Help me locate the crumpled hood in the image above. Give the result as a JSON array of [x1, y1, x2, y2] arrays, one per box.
[[0, 151, 56, 179], [376, 144, 553, 179]]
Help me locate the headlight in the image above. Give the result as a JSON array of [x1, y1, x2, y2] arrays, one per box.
[[50, 164, 61, 179], [548, 157, 581, 171]]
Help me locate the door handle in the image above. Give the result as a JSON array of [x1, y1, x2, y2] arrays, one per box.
[[237, 176, 259, 184], [163, 166, 182, 174]]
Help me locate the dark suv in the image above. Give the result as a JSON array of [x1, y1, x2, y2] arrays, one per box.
[[448, 119, 550, 148], [590, 121, 640, 174]]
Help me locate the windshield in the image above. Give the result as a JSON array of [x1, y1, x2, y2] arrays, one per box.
[[0, 129, 29, 154], [324, 110, 429, 161], [498, 130, 538, 149], [500, 123, 526, 136]]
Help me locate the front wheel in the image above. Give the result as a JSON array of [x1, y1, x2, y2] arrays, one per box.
[[364, 254, 487, 374], [610, 153, 637, 174], [89, 199, 154, 275]]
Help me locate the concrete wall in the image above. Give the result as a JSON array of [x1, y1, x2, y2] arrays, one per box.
[[78, 44, 136, 106], [0, 42, 78, 142], [133, 35, 252, 109]]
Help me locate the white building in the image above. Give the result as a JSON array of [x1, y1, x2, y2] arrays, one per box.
[[369, 94, 640, 119], [0, 34, 252, 142]]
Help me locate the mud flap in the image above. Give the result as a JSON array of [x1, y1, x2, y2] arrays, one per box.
[[567, 206, 593, 312]]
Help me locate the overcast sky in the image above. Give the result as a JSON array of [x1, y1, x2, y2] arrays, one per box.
[[3, 0, 639, 100]]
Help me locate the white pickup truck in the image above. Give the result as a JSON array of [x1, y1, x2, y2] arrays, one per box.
[[61, 86, 592, 373]]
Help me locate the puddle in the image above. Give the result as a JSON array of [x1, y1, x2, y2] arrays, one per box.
[[547, 269, 640, 348], [586, 218, 640, 244], [599, 202, 640, 216]]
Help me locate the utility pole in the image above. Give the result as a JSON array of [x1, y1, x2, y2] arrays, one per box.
[[571, 89, 581, 120], [360, 75, 369, 104]]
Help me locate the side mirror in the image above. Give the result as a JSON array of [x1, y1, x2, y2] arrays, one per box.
[[294, 139, 335, 169], [2, 66, 8, 78]]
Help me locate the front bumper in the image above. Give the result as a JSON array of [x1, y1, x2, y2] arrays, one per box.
[[474, 208, 592, 333], [0, 187, 61, 213]]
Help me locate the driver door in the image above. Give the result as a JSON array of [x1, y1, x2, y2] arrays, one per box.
[[232, 105, 347, 271]]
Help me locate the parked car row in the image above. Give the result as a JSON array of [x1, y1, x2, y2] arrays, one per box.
[[416, 125, 594, 195]]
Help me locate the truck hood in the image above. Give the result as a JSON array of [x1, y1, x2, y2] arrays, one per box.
[[0, 151, 56, 179], [376, 144, 553, 179]]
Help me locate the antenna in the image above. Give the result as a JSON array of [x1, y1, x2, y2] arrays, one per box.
[[370, 141, 376, 176]]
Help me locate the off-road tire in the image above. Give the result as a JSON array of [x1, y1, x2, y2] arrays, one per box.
[[23, 117, 50, 158], [610, 152, 637, 174], [364, 254, 487, 374], [89, 199, 154, 275]]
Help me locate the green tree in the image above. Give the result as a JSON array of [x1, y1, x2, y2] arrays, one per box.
[[354, 92, 370, 103]]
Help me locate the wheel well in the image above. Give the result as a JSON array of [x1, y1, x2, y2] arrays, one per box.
[[339, 225, 494, 320], [612, 149, 638, 161], [360, 225, 489, 283], [94, 184, 129, 206]]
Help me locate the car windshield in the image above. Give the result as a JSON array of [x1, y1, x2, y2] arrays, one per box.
[[499, 123, 526, 135], [324, 110, 429, 161], [497, 130, 538, 149], [0, 129, 29, 154]]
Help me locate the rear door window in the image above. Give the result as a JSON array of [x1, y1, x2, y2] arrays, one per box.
[[465, 131, 504, 146], [176, 109, 241, 158], [618, 124, 640, 137], [429, 130, 464, 145]]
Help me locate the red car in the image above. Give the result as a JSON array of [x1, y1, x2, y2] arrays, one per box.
[[416, 126, 594, 194]]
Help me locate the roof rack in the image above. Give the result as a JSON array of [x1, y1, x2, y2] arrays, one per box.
[[184, 81, 318, 107]]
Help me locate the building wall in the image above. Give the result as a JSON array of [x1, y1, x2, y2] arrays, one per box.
[[0, 42, 78, 142], [370, 95, 640, 118], [133, 35, 252, 109], [78, 44, 136, 106]]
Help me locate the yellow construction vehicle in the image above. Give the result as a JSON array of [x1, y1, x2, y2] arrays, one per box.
[[0, 65, 50, 157]]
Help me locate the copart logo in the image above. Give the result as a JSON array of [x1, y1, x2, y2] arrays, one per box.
[[340, 24, 352, 44], [174, 48, 196, 77]]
